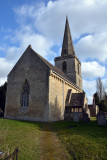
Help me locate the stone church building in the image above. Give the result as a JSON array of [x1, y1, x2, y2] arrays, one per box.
[[5, 17, 88, 122]]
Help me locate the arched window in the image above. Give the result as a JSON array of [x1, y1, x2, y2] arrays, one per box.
[[62, 61, 67, 72], [21, 80, 29, 107]]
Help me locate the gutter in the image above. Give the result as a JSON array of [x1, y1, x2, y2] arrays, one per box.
[[52, 70, 82, 91]]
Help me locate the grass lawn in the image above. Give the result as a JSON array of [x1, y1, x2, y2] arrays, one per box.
[[51, 118, 107, 160], [0, 118, 107, 160], [0, 119, 42, 160]]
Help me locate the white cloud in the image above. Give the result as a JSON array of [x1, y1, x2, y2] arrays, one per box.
[[0, 58, 14, 78], [75, 33, 107, 62], [0, 0, 107, 102], [0, 77, 7, 86], [35, 0, 107, 40], [13, 0, 107, 62], [5, 46, 21, 63], [83, 80, 96, 104], [0, 58, 13, 85], [102, 78, 107, 92], [82, 61, 106, 79], [83, 78, 107, 104], [18, 31, 54, 58]]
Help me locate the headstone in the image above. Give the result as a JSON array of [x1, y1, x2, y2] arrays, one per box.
[[73, 113, 79, 122], [82, 113, 90, 122], [97, 112, 106, 126]]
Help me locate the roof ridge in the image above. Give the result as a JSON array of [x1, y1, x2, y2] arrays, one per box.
[[30, 47, 80, 90]]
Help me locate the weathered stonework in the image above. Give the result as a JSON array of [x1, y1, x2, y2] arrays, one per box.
[[5, 17, 87, 122], [5, 45, 82, 122], [55, 55, 82, 89], [48, 70, 81, 121], [5, 46, 50, 122], [54, 17, 82, 89]]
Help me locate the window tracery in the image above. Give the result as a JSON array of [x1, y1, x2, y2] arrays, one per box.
[[21, 80, 29, 108]]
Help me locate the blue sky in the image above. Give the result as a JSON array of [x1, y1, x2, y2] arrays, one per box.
[[0, 0, 107, 104]]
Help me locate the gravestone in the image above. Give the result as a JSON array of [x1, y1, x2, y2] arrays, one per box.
[[82, 113, 90, 122], [73, 113, 79, 122], [97, 112, 106, 126]]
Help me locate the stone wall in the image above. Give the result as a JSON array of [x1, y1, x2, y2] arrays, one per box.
[[55, 55, 82, 89], [5, 47, 50, 122], [48, 70, 81, 121], [88, 105, 99, 117], [64, 112, 83, 121]]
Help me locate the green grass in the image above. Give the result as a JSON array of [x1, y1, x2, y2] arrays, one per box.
[[50, 118, 107, 160], [0, 118, 107, 160], [0, 119, 42, 160]]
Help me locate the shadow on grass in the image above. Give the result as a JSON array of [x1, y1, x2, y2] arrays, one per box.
[[1, 118, 107, 160], [2, 118, 107, 138]]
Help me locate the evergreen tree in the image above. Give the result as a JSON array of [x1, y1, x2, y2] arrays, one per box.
[[93, 92, 99, 105], [0, 82, 7, 112]]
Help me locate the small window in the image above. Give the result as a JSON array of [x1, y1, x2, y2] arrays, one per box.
[[79, 108, 82, 113], [62, 61, 67, 72], [21, 80, 29, 108], [65, 107, 68, 113]]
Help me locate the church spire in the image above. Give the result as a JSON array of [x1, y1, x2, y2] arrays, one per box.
[[61, 16, 75, 56]]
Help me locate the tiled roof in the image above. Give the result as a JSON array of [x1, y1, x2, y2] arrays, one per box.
[[70, 93, 85, 107]]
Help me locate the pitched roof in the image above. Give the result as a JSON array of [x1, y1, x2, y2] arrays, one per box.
[[30, 46, 80, 89], [61, 16, 75, 56], [8, 44, 80, 90], [70, 93, 85, 107]]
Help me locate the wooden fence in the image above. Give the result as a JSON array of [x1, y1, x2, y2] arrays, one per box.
[[3, 148, 19, 160]]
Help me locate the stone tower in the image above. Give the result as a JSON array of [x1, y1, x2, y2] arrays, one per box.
[[54, 17, 82, 89]]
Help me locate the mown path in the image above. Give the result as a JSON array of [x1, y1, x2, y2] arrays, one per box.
[[40, 123, 70, 160]]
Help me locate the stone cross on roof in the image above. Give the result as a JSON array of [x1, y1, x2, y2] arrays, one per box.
[[61, 16, 75, 56]]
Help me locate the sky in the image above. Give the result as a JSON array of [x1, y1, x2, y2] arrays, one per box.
[[0, 0, 107, 104]]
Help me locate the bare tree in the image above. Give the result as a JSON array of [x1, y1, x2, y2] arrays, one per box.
[[94, 78, 107, 112], [96, 77, 105, 100]]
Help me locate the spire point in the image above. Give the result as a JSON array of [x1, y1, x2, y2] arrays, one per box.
[[61, 17, 75, 56], [66, 14, 68, 19]]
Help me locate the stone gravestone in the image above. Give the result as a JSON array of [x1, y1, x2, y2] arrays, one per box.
[[73, 113, 79, 122], [97, 112, 106, 126], [82, 113, 90, 122]]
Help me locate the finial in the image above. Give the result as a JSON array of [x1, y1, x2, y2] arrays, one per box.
[[28, 45, 32, 48]]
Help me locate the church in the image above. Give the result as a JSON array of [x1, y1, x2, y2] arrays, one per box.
[[4, 17, 88, 122]]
